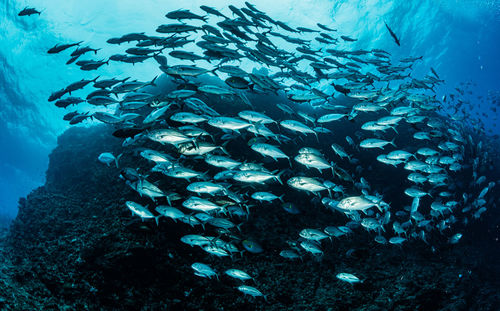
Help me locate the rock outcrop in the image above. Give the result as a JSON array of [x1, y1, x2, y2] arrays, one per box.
[[0, 125, 499, 310]]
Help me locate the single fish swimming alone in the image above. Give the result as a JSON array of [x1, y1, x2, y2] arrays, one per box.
[[384, 21, 400, 46], [18, 6, 41, 16]]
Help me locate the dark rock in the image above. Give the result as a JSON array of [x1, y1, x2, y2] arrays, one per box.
[[0, 124, 497, 310]]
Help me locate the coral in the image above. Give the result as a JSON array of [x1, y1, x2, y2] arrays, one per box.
[[0, 125, 498, 310]]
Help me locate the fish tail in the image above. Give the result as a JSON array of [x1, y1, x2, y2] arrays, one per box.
[[115, 153, 122, 168], [210, 67, 220, 78], [275, 170, 284, 185], [330, 162, 336, 176], [236, 223, 244, 233]]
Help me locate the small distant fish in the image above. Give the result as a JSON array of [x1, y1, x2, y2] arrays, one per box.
[[449, 233, 462, 244], [340, 35, 357, 42], [237, 285, 266, 300], [384, 21, 400, 46], [317, 23, 336, 32], [18, 6, 41, 16], [336, 273, 361, 284], [242, 239, 263, 253], [300, 240, 323, 255], [337, 196, 377, 211], [360, 138, 396, 149], [225, 269, 253, 282], [192, 262, 218, 279], [47, 41, 84, 54], [165, 9, 208, 22], [280, 249, 301, 259], [200, 5, 227, 18], [389, 237, 406, 245], [279, 202, 299, 214], [97, 152, 118, 167], [156, 23, 201, 34], [125, 201, 154, 219], [71, 46, 100, 57]]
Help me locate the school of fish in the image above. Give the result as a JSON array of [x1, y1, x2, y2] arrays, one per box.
[[39, 3, 499, 300]]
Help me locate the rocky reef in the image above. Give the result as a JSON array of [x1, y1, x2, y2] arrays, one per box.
[[0, 125, 499, 310]]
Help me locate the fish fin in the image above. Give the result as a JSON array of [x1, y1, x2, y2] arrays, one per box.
[[148, 75, 158, 87]]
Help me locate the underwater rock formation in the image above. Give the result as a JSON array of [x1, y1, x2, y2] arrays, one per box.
[[0, 125, 497, 310]]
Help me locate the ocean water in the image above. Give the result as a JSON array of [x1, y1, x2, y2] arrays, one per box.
[[0, 0, 500, 309], [1, 0, 499, 218]]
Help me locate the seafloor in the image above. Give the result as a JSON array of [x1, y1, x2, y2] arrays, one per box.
[[0, 125, 499, 310]]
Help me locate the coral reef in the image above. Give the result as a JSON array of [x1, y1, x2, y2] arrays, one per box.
[[0, 125, 498, 310]]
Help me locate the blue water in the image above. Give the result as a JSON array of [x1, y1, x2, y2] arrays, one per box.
[[0, 0, 499, 218]]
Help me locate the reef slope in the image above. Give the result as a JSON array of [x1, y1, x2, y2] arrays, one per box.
[[0, 125, 499, 310]]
